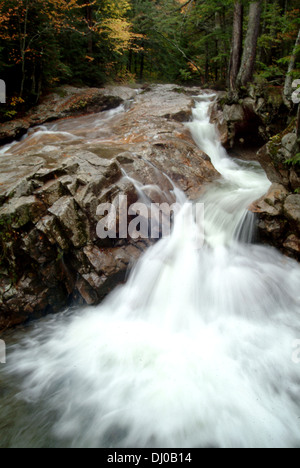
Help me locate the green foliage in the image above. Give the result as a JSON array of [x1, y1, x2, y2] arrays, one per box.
[[286, 153, 300, 167], [179, 69, 193, 82], [0, 0, 299, 109]]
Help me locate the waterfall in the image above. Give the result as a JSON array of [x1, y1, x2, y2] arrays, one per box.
[[5, 96, 300, 448]]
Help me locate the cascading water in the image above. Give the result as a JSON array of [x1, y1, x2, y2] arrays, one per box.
[[2, 95, 300, 448]]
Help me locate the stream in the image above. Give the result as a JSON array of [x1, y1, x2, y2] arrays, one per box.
[[1, 94, 300, 448]]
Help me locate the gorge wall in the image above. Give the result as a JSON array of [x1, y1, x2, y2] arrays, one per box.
[[210, 90, 300, 261]]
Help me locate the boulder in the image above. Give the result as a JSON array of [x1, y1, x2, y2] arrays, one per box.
[[284, 194, 300, 225], [282, 133, 297, 153], [210, 97, 264, 148], [251, 185, 300, 261]]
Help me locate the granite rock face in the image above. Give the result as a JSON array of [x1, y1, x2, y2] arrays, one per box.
[[209, 95, 266, 149], [210, 90, 300, 262], [251, 185, 300, 260], [0, 86, 128, 145], [0, 85, 218, 329]]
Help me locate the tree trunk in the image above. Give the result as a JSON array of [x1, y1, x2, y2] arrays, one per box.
[[258, 0, 267, 63], [228, 1, 243, 93], [237, 1, 262, 88], [283, 28, 300, 108]]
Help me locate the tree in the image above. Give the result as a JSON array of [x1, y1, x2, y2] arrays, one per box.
[[237, 1, 263, 87], [228, 1, 243, 93], [0, 0, 85, 100], [283, 28, 300, 108]]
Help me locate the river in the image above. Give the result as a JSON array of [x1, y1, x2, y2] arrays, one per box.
[[1, 94, 300, 448]]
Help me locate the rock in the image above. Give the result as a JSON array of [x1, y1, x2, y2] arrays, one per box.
[[257, 141, 290, 187], [223, 104, 244, 122], [0, 84, 218, 330], [0, 196, 46, 228], [0, 86, 130, 146], [75, 277, 99, 305], [283, 234, 300, 255], [212, 91, 300, 262], [255, 98, 265, 113], [242, 97, 256, 112], [48, 197, 89, 248], [252, 183, 288, 217], [290, 169, 300, 192], [0, 119, 30, 144], [281, 133, 297, 153], [210, 97, 264, 149], [284, 195, 300, 225], [264, 183, 289, 205], [35, 179, 67, 206], [252, 185, 300, 261]]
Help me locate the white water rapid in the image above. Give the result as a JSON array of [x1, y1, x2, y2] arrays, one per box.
[[4, 95, 300, 448]]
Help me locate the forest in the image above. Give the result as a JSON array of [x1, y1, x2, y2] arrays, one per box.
[[0, 0, 299, 119]]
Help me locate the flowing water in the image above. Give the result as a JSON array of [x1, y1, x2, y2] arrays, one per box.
[[1, 95, 300, 448]]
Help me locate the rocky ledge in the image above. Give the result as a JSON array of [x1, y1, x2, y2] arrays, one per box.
[[0, 85, 218, 330], [251, 184, 300, 260], [251, 123, 300, 260], [0, 85, 137, 145], [210, 88, 300, 261]]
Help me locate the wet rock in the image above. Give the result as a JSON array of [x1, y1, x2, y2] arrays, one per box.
[[35, 179, 67, 206], [252, 185, 300, 261], [210, 96, 265, 149], [290, 169, 300, 192], [284, 195, 300, 225], [75, 276, 99, 305], [254, 123, 300, 261], [0, 196, 46, 228], [283, 234, 300, 255], [0, 84, 218, 330], [282, 133, 297, 153], [0, 86, 131, 146], [223, 104, 244, 122], [48, 197, 89, 248], [0, 119, 30, 144]]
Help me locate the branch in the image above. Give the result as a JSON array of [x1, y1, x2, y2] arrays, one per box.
[[175, 0, 194, 11], [152, 27, 202, 74]]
